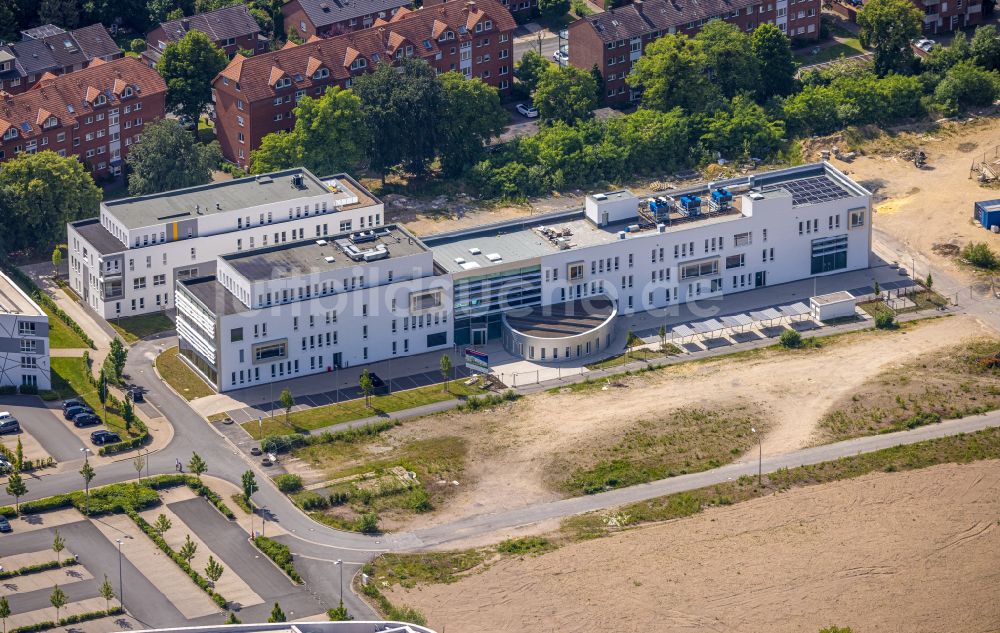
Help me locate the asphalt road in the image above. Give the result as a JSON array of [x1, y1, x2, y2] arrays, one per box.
[[513, 30, 560, 62], [0, 396, 85, 463]]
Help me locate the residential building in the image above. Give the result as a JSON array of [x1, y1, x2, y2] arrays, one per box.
[[0, 56, 166, 177], [912, 0, 982, 34], [0, 24, 121, 95], [282, 0, 412, 38], [423, 0, 537, 24], [212, 0, 516, 169], [143, 5, 265, 67], [0, 271, 51, 391], [568, 0, 820, 106], [176, 162, 872, 391], [67, 169, 385, 320]]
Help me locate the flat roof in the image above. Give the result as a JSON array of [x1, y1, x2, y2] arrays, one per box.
[[104, 169, 356, 230], [0, 272, 44, 317], [222, 225, 427, 282], [504, 298, 614, 339], [180, 276, 248, 316], [811, 290, 855, 305], [71, 218, 125, 255]]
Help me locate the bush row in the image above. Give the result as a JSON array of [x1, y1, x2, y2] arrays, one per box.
[[0, 558, 78, 580], [128, 509, 229, 608], [12, 474, 221, 517], [230, 493, 253, 514], [187, 478, 236, 519], [456, 390, 520, 412], [0, 384, 44, 396], [360, 577, 427, 626], [261, 420, 399, 454], [98, 417, 149, 456], [253, 536, 303, 583], [10, 607, 124, 633], [0, 444, 55, 472], [0, 263, 96, 349]]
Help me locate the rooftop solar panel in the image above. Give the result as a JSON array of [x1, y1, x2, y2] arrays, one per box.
[[779, 176, 851, 206]]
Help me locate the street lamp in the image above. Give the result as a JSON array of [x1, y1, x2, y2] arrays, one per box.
[[751, 427, 761, 486], [335, 559, 343, 606], [116, 539, 124, 612]]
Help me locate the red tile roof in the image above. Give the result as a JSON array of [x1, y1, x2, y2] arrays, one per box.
[[215, 0, 515, 102], [0, 57, 165, 144]]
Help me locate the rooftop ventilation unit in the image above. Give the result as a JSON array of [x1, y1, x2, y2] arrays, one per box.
[[324, 256, 335, 263], [468, 247, 481, 255], [486, 253, 502, 262], [349, 230, 379, 244], [454, 257, 466, 264], [256, 175, 273, 184], [291, 173, 305, 189], [593, 193, 608, 201], [316, 239, 328, 245]]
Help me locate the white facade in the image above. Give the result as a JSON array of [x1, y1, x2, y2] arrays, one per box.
[[66, 169, 384, 320], [0, 272, 51, 391]]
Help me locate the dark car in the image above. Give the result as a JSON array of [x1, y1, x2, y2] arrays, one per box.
[[367, 372, 389, 395], [90, 430, 121, 446], [0, 516, 11, 533], [0, 419, 20, 435], [130, 389, 144, 403], [73, 414, 101, 428], [62, 399, 83, 411], [64, 405, 93, 420]]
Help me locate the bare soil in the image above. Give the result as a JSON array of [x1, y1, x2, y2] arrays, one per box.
[[385, 460, 1000, 633], [288, 316, 989, 531]]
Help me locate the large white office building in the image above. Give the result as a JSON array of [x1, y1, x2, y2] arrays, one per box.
[[172, 161, 872, 392], [0, 272, 51, 391], [66, 169, 385, 319]]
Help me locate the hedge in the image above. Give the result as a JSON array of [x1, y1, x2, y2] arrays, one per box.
[[128, 509, 229, 608], [0, 558, 78, 580], [0, 444, 55, 472], [99, 417, 150, 456], [0, 263, 96, 350], [187, 478, 236, 519], [274, 474, 303, 493], [231, 493, 253, 514], [10, 607, 123, 633], [253, 536, 302, 583]]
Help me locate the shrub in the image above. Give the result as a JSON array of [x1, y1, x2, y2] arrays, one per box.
[[274, 474, 303, 493], [874, 309, 896, 329], [406, 488, 433, 513], [292, 490, 328, 510], [9, 607, 123, 633], [961, 242, 999, 269], [328, 491, 350, 506], [17, 383, 38, 395], [253, 536, 302, 583], [456, 390, 520, 412], [779, 329, 803, 348], [230, 493, 253, 514], [357, 512, 380, 534], [0, 385, 16, 395], [0, 558, 79, 580], [496, 537, 552, 555]]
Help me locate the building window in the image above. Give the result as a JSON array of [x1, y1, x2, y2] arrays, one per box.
[[19, 339, 37, 354], [849, 209, 865, 228]]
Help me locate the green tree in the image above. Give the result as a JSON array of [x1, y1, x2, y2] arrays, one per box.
[[80, 461, 96, 515], [250, 87, 367, 175], [126, 119, 221, 195], [328, 602, 352, 621], [39, 0, 79, 28], [961, 242, 999, 269], [702, 95, 785, 159], [857, 0, 922, 76], [5, 472, 27, 513], [205, 555, 225, 584], [109, 338, 128, 381], [439, 354, 452, 391], [925, 272, 933, 289], [0, 3, 18, 42], [695, 20, 758, 99], [0, 151, 101, 253], [603, 108, 690, 174], [225, 611, 241, 624], [359, 368, 374, 408], [188, 452, 207, 478], [122, 397, 134, 435], [934, 60, 1000, 114], [783, 84, 841, 136], [779, 328, 803, 348], [98, 368, 108, 424], [353, 60, 442, 181], [629, 34, 720, 113], [538, 0, 569, 16], [268, 602, 286, 623], [437, 73, 507, 176], [153, 513, 172, 536], [515, 50, 552, 95], [358, 512, 379, 534], [49, 585, 67, 621], [147, 0, 194, 23], [157, 30, 229, 121], [132, 451, 145, 479], [84, 0, 153, 32], [100, 574, 116, 612], [923, 31, 971, 73], [52, 247, 63, 277], [179, 534, 198, 563], [533, 65, 599, 124], [658, 324, 667, 348], [52, 529, 66, 565], [0, 595, 10, 633], [241, 469, 259, 503], [279, 389, 294, 427], [14, 438, 23, 473], [971, 24, 1000, 70], [751, 23, 796, 99]]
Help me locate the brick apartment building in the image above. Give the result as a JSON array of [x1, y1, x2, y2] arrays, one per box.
[[213, 0, 516, 169], [282, 0, 412, 38], [912, 0, 982, 34], [143, 5, 266, 67], [424, 0, 538, 24], [0, 24, 121, 95], [569, 0, 820, 106], [0, 57, 166, 178]]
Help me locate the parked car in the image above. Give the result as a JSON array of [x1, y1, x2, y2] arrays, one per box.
[[90, 430, 121, 446], [0, 458, 12, 475], [0, 418, 20, 435], [64, 405, 93, 420], [913, 38, 935, 52], [130, 389, 144, 403], [367, 372, 390, 395], [73, 414, 101, 428], [516, 103, 539, 118], [0, 516, 11, 533], [71, 409, 97, 422], [62, 399, 83, 411], [552, 49, 568, 64]]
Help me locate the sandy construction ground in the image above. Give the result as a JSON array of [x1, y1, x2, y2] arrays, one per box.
[[387, 460, 1000, 633]]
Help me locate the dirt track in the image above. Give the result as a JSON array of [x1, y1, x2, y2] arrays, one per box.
[[387, 460, 1000, 633]]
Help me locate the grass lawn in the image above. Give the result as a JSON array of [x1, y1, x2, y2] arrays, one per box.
[[110, 312, 174, 343], [50, 357, 137, 438], [796, 39, 865, 65], [44, 306, 88, 349], [585, 345, 682, 370], [242, 380, 481, 439], [155, 347, 215, 400]]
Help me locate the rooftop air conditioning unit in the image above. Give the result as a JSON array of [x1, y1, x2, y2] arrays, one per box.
[[316, 239, 328, 245], [324, 256, 335, 263], [486, 253, 502, 262], [593, 193, 608, 201], [468, 247, 481, 255]]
